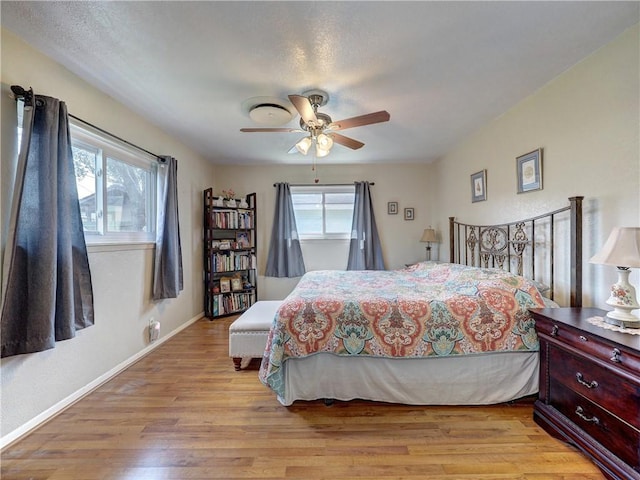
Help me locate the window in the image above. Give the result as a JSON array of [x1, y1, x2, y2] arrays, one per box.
[[70, 121, 157, 243], [15, 102, 156, 244], [291, 185, 355, 239]]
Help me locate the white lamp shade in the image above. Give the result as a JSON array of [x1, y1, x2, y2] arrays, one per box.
[[295, 136, 312, 155], [316, 133, 334, 150], [420, 228, 437, 243], [589, 227, 640, 268], [316, 144, 330, 158]]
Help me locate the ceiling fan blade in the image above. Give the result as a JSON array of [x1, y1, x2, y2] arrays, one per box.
[[288, 94, 318, 124], [329, 133, 364, 150], [240, 128, 302, 133], [329, 110, 390, 131]]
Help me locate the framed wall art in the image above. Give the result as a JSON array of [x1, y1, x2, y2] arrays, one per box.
[[388, 201, 398, 215], [516, 148, 542, 193], [471, 170, 487, 203], [404, 207, 414, 221]]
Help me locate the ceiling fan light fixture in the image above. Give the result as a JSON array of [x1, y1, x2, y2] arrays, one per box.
[[295, 136, 312, 155], [316, 144, 330, 158], [316, 133, 333, 150]]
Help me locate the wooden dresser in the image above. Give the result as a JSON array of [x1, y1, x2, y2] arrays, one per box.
[[530, 307, 640, 480]]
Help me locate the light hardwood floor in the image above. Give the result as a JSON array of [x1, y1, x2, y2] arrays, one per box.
[[2, 315, 604, 480]]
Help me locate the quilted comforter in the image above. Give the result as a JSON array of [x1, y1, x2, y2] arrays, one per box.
[[259, 262, 546, 395]]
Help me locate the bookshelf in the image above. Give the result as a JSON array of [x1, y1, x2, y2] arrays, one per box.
[[203, 188, 257, 318]]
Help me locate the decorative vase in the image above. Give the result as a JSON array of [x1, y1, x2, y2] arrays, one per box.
[[238, 199, 249, 209], [226, 199, 237, 207], [214, 196, 225, 207]]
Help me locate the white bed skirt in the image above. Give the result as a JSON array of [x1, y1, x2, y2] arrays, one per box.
[[278, 351, 539, 406]]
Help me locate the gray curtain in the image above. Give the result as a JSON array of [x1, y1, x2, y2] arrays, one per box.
[[1, 94, 94, 357], [265, 182, 306, 277], [347, 181, 385, 270], [153, 156, 183, 299]]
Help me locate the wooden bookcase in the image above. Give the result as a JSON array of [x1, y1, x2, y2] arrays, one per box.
[[203, 188, 257, 318]]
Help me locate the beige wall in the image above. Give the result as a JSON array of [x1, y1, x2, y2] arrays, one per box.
[[432, 24, 640, 308], [213, 163, 434, 300], [0, 29, 215, 443]]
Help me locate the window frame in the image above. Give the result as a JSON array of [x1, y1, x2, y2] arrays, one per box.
[[70, 120, 158, 245], [290, 185, 355, 240]]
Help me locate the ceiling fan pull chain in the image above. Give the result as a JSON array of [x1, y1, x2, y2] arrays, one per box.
[[312, 150, 319, 183]]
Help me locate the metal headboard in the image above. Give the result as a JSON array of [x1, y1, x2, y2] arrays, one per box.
[[449, 196, 583, 307]]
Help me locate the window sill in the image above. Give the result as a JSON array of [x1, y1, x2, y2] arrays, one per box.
[[87, 242, 155, 253], [300, 238, 350, 243]]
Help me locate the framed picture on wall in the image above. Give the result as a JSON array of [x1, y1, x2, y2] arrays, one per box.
[[404, 208, 414, 221], [516, 148, 542, 193], [471, 170, 487, 203], [388, 201, 398, 215]]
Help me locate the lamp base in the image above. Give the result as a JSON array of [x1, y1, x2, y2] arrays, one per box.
[[604, 268, 640, 329], [604, 309, 640, 329]]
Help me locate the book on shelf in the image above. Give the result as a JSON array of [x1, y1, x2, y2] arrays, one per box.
[[209, 210, 254, 229], [210, 251, 256, 272], [212, 292, 255, 316]]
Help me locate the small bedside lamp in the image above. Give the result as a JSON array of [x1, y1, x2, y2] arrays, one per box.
[[420, 227, 438, 261], [589, 227, 640, 329]]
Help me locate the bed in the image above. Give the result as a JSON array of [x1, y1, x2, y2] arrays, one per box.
[[259, 196, 583, 406]]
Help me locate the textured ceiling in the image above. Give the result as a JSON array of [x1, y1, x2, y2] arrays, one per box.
[[2, 1, 638, 165]]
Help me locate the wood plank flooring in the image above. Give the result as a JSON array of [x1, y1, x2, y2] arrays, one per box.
[[2, 315, 604, 479]]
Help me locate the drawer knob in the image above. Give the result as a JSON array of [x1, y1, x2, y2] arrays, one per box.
[[575, 372, 598, 389], [575, 406, 600, 425], [579, 335, 588, 342], [550, 325, 559, 337], [610, 348, 622, 363]]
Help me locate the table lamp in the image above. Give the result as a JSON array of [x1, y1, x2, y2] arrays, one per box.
[[589, 227, 640, 329], [420, 227, 438, 261]]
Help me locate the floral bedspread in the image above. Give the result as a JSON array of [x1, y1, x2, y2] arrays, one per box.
[[259, 262, 546, 397]]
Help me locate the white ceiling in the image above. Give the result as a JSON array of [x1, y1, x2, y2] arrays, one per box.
[[2, 1, 638, 165]]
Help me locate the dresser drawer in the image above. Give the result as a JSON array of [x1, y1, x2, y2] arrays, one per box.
[[550, 381, 640, 470], [536, 314, 640, 377], [549, 345, 640, 429]]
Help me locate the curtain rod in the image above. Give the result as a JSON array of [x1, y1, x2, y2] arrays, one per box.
[[10, 85, 161, 160], [69, 114, 160, 159], [274, 182, 375, 187]]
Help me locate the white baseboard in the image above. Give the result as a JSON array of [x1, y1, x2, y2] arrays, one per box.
[[0, 312, 205, 450]]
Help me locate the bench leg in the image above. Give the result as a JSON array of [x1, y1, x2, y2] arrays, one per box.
[[232, 357, 242, 371]]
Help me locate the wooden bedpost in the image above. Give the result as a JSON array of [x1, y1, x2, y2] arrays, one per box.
[[449, 217, 455, 263], [569, 196, 583, 308]]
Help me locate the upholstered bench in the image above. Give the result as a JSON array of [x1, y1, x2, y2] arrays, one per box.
[[228, 300, 282, 371]]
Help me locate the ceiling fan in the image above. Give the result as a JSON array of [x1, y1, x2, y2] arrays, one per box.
[[240, 90, 390, 157]]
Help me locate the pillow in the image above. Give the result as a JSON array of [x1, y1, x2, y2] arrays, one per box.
[[404, 261, 439, 272], [530, 279, 551, 297]]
